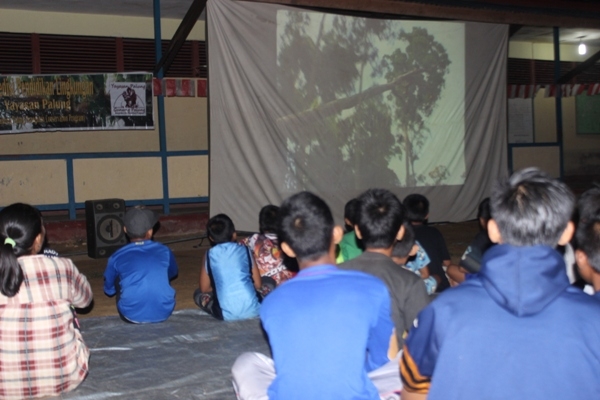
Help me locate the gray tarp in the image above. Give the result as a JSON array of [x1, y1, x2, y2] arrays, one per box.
[[57, 310, 269, 400]]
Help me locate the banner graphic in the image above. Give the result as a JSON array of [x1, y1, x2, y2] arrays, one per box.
[[0, 72, 153, 134]]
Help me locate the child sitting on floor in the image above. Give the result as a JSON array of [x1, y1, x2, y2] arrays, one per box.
[[575, 214, 600, 300], [403, 194, 454, 292], [232, 191, 402, 400], [104, 206, 179, 323], [401, 168, 600, 400], [241, 205, 295, 296], [340, 189, 429, 349], [194, 214, 262, 321], [391, 222, 437, 295], [447, 197, 495, 284], [336, 198, 364, 263]]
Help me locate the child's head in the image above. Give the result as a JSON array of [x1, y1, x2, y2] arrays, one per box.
[[207, 214, 236, 245], [403, 194, 429, 223], [343, 198, 360, 231], [355, 188, 405, 249], [391, 222, 418, 265], [489, 168, 575, 247], [259, 205, 279, 234], [575, 216, 600, 280], [277, 191, 337, 263], [577, 184, 600, 225], [0, 203, 44, 297], [123, 206, 158, 240], [477, 197, 491, 231]]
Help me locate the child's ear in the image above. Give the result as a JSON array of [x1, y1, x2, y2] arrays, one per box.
[[333, 225, 344, 245], [33, 232, 45, 255], [396, 225, 405, 241], [557, 221, 575, 246], [575, 249, 593, 283], [354, 225, 363, 240], [487, 219, 502, 244], [344, 218, 352, 227], [232, 231, 238, 241], [280, 242, 296, 258]]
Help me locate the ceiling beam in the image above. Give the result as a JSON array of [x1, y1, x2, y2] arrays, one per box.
[[154, 0, 206, 76], [241, 0, 600, 28], [558, 49, 600, 84], [509, 25, 523, 38]]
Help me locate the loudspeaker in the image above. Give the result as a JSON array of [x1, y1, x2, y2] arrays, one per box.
[[85, 198, 127, 259]]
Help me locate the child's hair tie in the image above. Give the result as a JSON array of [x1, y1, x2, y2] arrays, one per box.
[[4, 237, 16, 248]]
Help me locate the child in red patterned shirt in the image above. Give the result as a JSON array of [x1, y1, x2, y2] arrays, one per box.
[[242, 205, 297, 296]]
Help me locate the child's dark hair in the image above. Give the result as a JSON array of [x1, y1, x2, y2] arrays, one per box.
[[259, 205, 279, 234], [277, 191, 333, 262], [575, 216, 600, 273], [478, 197, 491, 222], [577, 183, 600, 225], [403, 194, 429, 223], [207, 214, 236, 244], [356, 189, 405, 249], [490, 168, 574, 247], [391, 222, 416, 259], [344, 198, 360, 226], [0, 203, 43, 297]]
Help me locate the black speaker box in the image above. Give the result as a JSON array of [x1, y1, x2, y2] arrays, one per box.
[[85, 198, 127, 259]]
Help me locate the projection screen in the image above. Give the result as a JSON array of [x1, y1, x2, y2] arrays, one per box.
[[207, 0, 508, 232]]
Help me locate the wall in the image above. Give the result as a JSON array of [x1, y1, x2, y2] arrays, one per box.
[[0, 9, 209, 212], [0, 9, 205, 40], [509, 41, 600, 176]]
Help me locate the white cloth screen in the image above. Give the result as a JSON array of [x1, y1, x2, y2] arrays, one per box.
[[207, 0, 508, 231]]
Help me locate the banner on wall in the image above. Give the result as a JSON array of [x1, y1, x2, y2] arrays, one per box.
[[0, 72, 154, 134]]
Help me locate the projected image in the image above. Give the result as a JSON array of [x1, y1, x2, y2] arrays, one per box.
[[276, 11, 465, 189]]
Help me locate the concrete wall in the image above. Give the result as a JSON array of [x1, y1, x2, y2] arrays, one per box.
[[0, 9, 208, 209], [509, 41, 600, 176]]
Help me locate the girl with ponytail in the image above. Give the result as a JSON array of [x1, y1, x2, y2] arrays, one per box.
[[0, 203, 93, 399]]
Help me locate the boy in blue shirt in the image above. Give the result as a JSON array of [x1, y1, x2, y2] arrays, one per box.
[[232, 192, 402, 400], [194, 213, 262, 321], [104, 206, 178, 323], [401, 168, 600, 400]]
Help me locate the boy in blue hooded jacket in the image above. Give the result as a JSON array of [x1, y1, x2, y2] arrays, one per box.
[[401, 168, 600, 400]]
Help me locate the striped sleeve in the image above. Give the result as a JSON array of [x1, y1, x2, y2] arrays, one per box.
[[400, 345, 431, 393], [399, 304, 439, 394]]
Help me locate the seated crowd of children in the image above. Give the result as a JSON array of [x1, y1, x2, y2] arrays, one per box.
[[1, 167, 600, 399]]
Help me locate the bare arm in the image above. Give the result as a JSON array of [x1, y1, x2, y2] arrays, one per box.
[[251, 261, 262, 291], [419, 266, 430, 279], [402, 391, 427, 400], [199, 253, 212, 293], [446, 264, 466, 285]]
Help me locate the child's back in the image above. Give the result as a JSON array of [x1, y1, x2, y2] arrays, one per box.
[[242, 205, 295, 287], [206, 241, 261, 320], [340, 189, 429, 348], [196, 214, 261, 321], [104, 206, 178, 323], [403, 194, 451, 292]]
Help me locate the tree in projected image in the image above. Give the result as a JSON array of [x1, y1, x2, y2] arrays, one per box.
[[277, 13, 451, 189]]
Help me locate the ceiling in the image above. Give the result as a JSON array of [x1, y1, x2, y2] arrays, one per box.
[[1, 0, 600, 46]]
